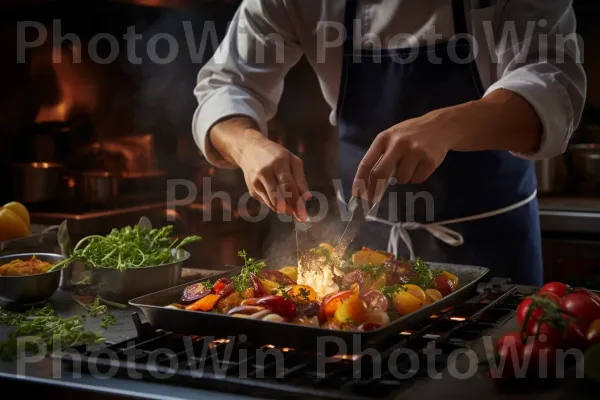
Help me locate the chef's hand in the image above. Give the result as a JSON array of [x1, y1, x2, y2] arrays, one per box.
[[209, 117, 311, 221], [353, 108, 457, 202], [353, 89, 543, 202]]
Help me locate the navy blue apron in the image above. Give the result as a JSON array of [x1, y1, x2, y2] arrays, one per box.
[[336, 0, 543, 285]]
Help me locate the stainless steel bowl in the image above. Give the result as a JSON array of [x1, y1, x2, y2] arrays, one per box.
[[90, 249, 189, 303], [0, 253, 64, 304], [569, 144, 600, 184]]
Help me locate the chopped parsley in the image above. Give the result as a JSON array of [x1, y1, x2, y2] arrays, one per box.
[[232, 250, 267, 292], [100, 314, 116, 329], [407, 258, 438, 289], [295, 287, 311, 302], [380, 284, 407, 299], [357, 264, 387, 280]]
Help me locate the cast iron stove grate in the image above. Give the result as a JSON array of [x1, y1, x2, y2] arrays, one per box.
[[55, 278, 528, 400]]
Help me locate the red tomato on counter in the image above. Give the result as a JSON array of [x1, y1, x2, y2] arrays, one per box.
[[539, 282, 570, 298]]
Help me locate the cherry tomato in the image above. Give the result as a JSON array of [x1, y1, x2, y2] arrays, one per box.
[[561, 292, 600, 331], [433, 275, 456, 296], [321, 290, 353, 318], [539, 282, 570, 298], [516, 293, 561, 333], [587, 319, 600, 346], [569, 288, 600, 309], [522, 339, 557, 376], [287, 285, 317, 304], [565, 322, 587, 350], [404, 284, 426, 302], [361, 290, 389, 311], [334, 293, 368, 324], [492, 332, 525, 379], [424, 289, 443, 305], [441, 271, 459, 286], [529, 322, 567, 348], [392, 289, 425, 316], [256, 295, 296, 319]]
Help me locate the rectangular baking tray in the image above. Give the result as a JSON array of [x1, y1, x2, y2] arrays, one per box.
[[129, 263, 489, 351]]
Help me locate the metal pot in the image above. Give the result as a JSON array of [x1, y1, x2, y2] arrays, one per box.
[[535, 155, 567, 194], [569, 144, 600, 184], [0, 253, 64, 304], [11, 162, 66, 203], [90, 249, 188, 303], [75, 171, 119, 205]]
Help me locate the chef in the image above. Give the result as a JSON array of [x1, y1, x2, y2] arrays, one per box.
[[192, 0, 586, 285]]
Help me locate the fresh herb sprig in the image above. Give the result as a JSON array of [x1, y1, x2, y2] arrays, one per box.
[[380, 284, 407, 299], [407, 258, 438, 289], [74, 296, 107, 317], [0, 305, 104, 361], [232, 250, 267, 292], [101, 315, 117, 329], [50, 225, 201, 272]]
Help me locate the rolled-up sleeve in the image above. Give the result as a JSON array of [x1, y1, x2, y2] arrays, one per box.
[[192, 0, 304, 167], [483, 0, 586, 160]]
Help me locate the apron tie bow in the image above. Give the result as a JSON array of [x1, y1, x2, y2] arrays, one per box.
[[366, 218, 464, 260], [348, 190, 537, 260]]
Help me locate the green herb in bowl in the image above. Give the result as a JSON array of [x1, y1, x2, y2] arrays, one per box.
[[50, 224, 201, 272]]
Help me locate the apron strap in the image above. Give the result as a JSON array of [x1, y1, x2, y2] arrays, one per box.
[[365, 190, 538, 260], [451, 0, 469, 36], [343, 0, 358, 53]]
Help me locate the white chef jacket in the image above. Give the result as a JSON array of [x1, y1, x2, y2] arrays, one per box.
[[192, 0, 586, 168]]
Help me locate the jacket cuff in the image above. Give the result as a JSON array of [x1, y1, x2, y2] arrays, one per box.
[[483, 70, 572, 160], [192, 90, 269, 168]]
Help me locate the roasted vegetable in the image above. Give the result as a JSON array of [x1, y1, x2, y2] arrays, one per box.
[[296, 301, 321, 318], [227, 305, 266, 315], [322, 290, 353, 318], [287, 285, 317, 304], [278, 266, 298, 283], [256, 295, 296, 319], [250, 273, 267, 297], [216, 292, 242, 312], [334, 293, 367, 324], [181, 283, 211, 304], [433, 274, 456, 296], [185, 294, 221, 311], [259, 270, 295, 285], [352, 247, 393, 266]]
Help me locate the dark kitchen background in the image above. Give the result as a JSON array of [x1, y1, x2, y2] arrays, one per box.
[[0, 0, 599, 288]]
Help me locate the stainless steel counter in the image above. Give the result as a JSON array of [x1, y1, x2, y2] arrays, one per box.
[[538, 197, 600, 234]]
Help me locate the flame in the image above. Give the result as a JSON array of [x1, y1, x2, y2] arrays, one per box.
[[208, 338, 230, 349], [33, 43, 97, 123], [331, 354, 361, 361]]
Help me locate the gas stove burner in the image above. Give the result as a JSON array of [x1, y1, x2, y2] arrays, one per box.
[[54, 281, 545, 400]]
